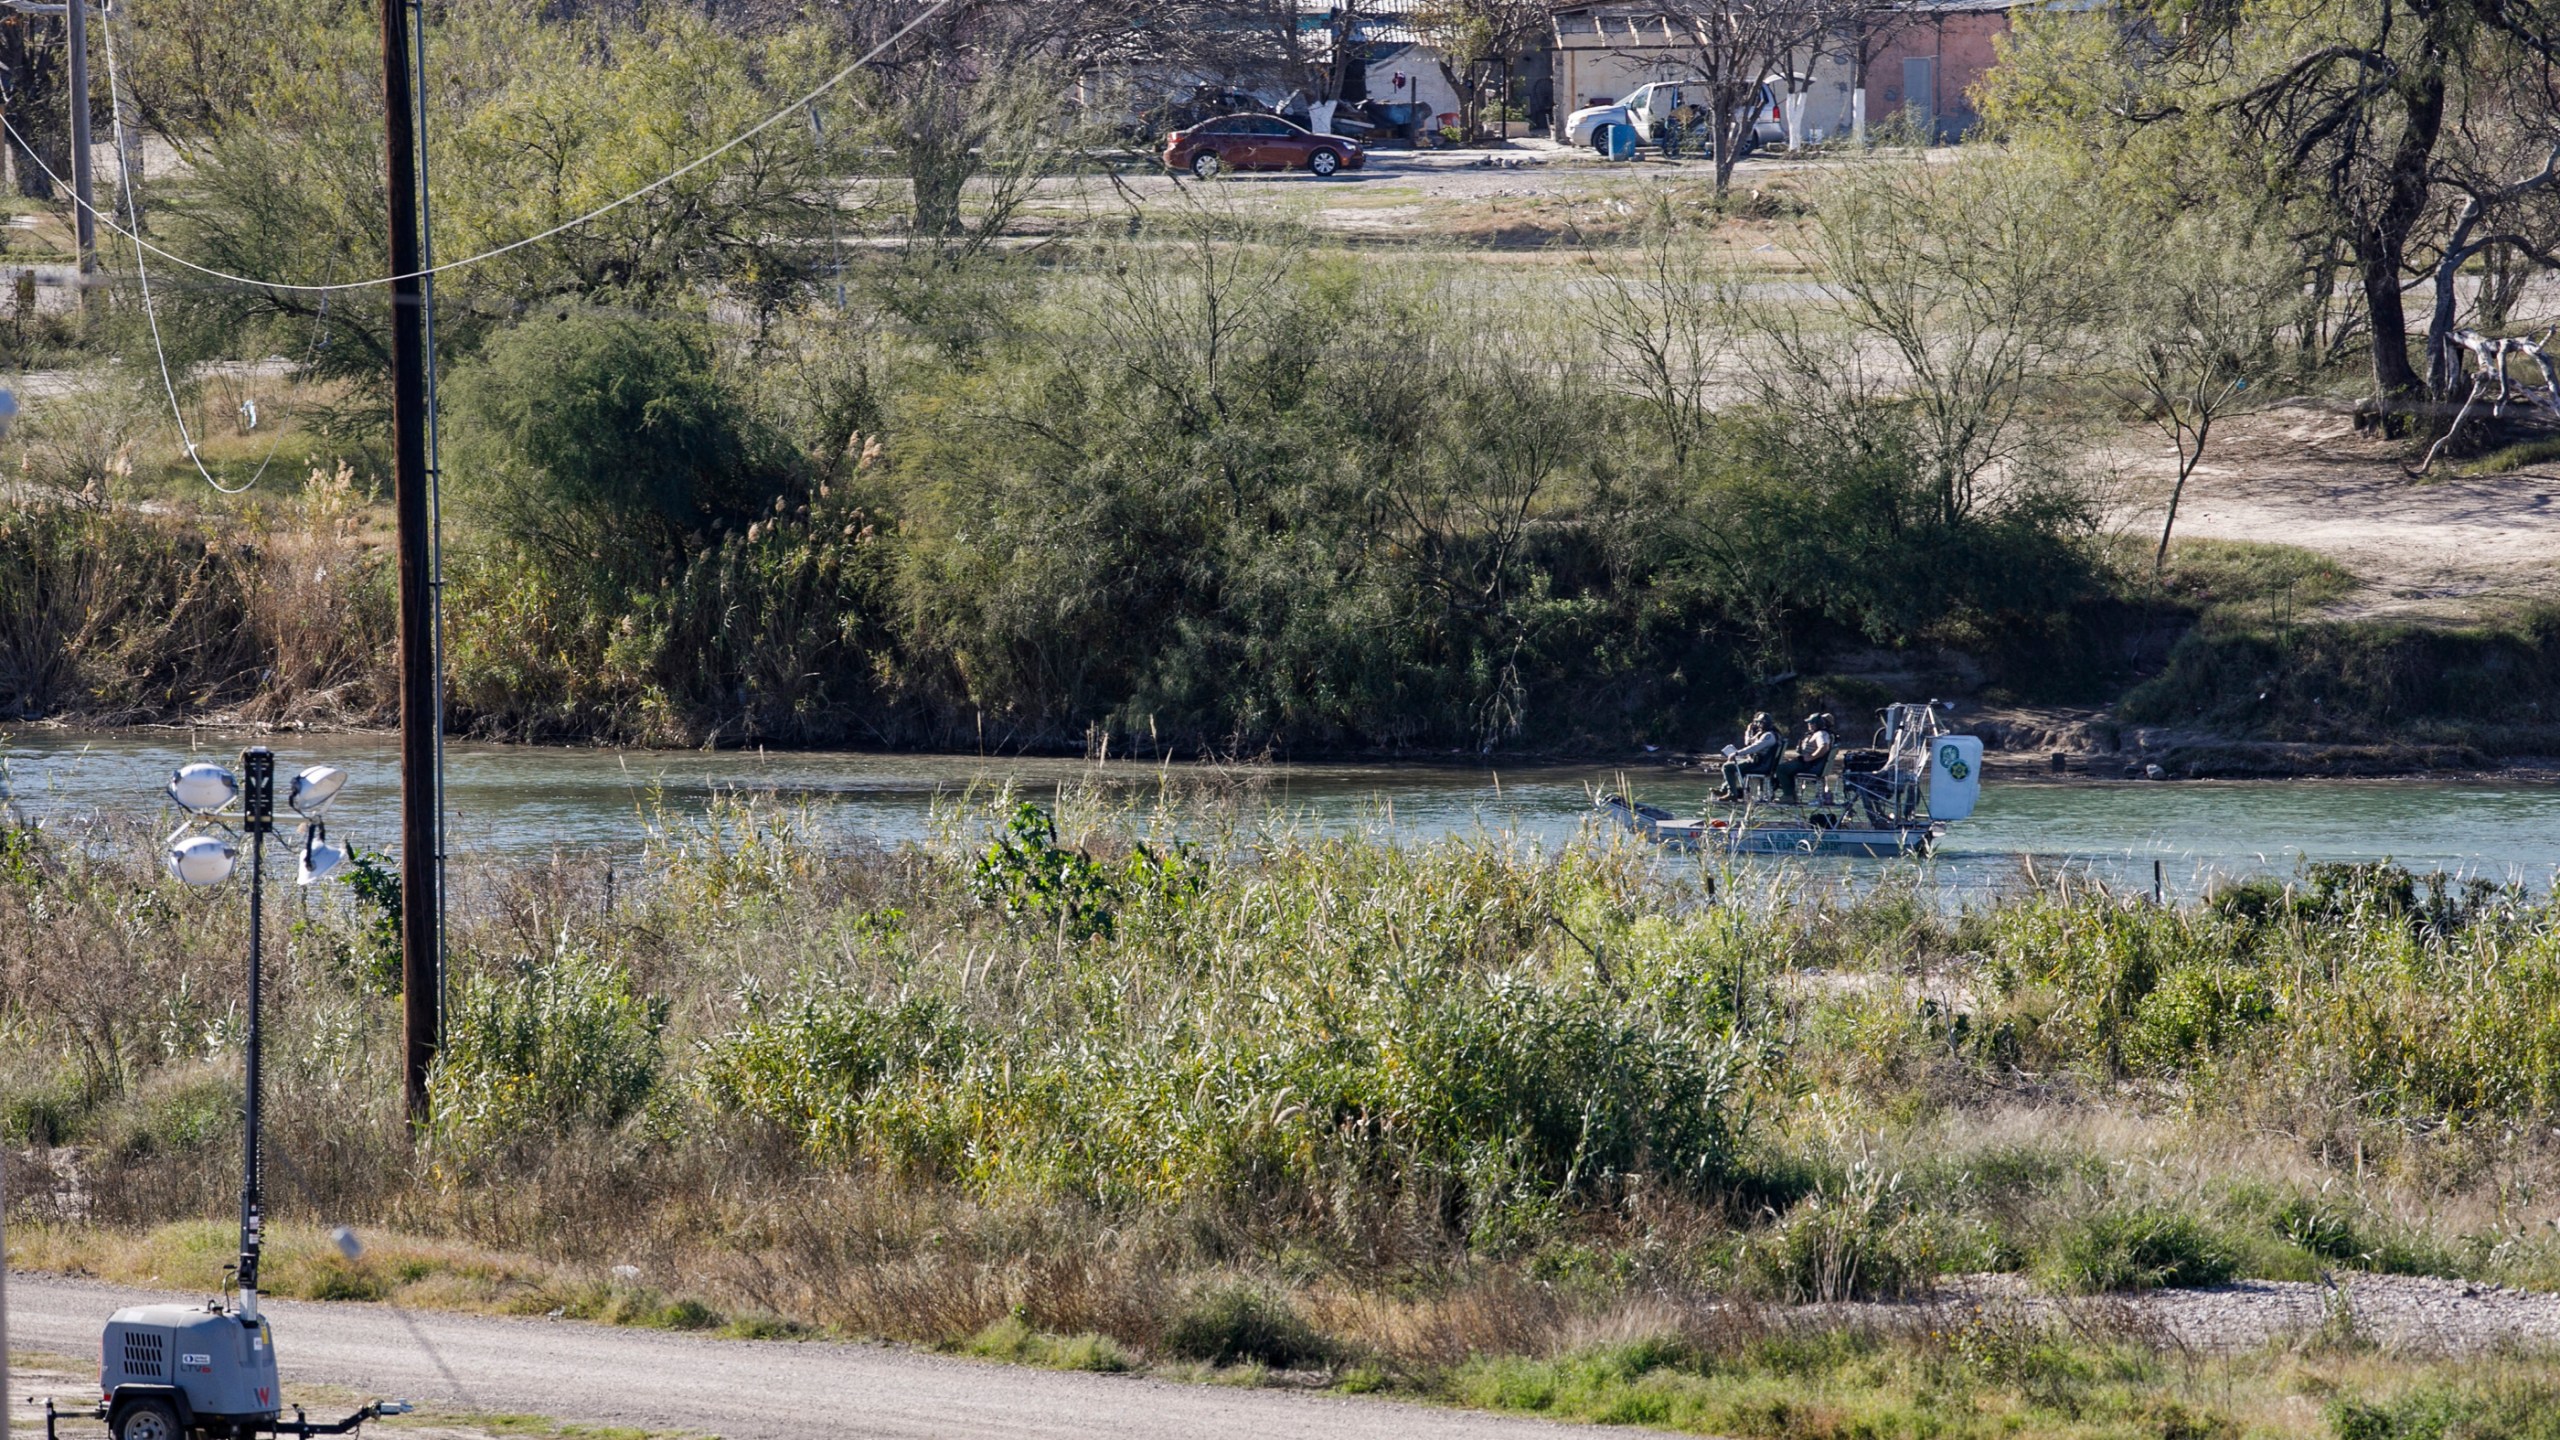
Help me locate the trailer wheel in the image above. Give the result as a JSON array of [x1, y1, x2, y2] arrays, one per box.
[[114, 1400, 183, 1440]]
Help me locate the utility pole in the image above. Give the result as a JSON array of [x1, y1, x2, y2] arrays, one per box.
[[379, 0, 439, 1122], [63, 0, 92, 279]]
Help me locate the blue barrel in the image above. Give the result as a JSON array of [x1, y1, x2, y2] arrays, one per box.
[[1599, 122, 1637, 161]]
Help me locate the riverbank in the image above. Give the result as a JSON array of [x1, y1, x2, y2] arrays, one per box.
[[14, 486, 2560, 781], [12, 707, 2550, 783], [11, 796, 2560, 1440]]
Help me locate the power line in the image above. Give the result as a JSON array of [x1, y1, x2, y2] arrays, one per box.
[[97, 5, 246, 494], [10, 0, 955, 296], [106, 11, 332, 492]]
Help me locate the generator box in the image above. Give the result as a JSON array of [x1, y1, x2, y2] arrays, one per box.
[[104, 1304, 280, 1423]]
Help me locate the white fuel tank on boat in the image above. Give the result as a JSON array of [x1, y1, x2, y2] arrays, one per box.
[[1926, 736, 1983, 820]]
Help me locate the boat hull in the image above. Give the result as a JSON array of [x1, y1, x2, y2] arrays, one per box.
[[1600, 795, 1941, 857]]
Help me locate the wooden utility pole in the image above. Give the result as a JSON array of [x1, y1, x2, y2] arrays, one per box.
[[380, 0, 439, 1121]]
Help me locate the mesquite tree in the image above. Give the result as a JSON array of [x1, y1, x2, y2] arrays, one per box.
[[2002, 0, 2560, 424], [1658, 0, 1843, 194], [2104, 215, 2300, 574]]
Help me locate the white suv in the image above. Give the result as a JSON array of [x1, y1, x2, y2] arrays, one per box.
[[1565, 80, 1786, 154]]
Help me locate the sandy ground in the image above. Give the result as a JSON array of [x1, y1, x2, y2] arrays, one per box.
[[2114, 403, 2560, 621]]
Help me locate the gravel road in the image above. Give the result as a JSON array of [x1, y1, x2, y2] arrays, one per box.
[[13, 1270, 2558, 1440], [2, 1274, 1582, 1440], [1861, 1272, 2560, 1356], [2114, 1273, 2560, 1353]]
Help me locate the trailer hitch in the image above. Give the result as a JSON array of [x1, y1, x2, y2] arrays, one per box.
[[275, 1400, 417, 1436]]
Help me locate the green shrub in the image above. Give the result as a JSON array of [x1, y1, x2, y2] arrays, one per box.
[[2041, 1205, 2239, 1294], [1160, 1286, 1331, 1369], [3, 1067, 91, 1146], [966, 803, 1195, 940], [446, 310, 776, 587], [699, 838, 1748, 1239], [333, 847, 402, 992], [2273, 1194, 2364, 1263], [1746, 1167, 1941, 1301], [2331, 1379, 2560, 1440], [430, 946, 666, 1148], [698, 990, 974, 1162]]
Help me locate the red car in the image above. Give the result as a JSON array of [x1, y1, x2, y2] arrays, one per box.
[[1162, 114, 1366, 180]]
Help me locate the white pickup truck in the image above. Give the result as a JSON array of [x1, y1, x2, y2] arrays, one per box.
[[1565, 79, 1786, 155]]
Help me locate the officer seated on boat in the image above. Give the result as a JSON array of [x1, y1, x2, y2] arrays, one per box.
[[1773, 712, 1836, 804], [1713, 713, 1780, 800]]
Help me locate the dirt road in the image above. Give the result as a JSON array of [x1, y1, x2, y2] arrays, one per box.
[[4, 1274, 1579, 1440]]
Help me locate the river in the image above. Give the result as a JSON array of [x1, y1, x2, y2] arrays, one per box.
[[8, 728, 2560, 902]]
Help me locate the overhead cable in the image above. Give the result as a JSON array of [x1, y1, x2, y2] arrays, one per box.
[[14, 0, 954, 295], [97, 2, 245, 493]]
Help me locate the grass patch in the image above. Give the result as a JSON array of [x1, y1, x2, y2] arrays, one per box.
[[2039, 1206, 2241, 1294], [965, 1315, 1133, 1372], [24, 805, 2560, 1428], [1160, 1287, 1332, 1370], [2455, 436, 2560, 476], [2119, 601, 2560, 745], [2155, 538, 2359, 627], [2330, 1375, 2560, 1439]]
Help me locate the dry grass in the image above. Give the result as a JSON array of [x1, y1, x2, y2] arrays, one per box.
[[15, 799, 2560, 1434]]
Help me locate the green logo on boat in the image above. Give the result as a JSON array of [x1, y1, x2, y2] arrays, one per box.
[[1938, 743, 1969, 781]]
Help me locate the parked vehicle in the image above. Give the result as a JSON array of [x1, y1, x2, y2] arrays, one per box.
[[1565, 79, 1784, 156], [1163, 114, 1367, 179], [1276, 97, 1378, 141], [1126, 86, 1270, 145]]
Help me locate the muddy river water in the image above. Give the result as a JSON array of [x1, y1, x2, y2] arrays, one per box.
[[8, 728, 2560, 903]]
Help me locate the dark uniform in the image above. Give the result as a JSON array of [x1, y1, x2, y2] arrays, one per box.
[[1772, 712, 1836, 804], [1716, 713, 1780, 799]]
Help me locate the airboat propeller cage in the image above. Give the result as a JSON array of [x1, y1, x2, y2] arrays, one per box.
[[1926, 736, 1984, 821]]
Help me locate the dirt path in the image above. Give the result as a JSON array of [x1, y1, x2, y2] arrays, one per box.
[[5, 1275, 1582, 1440], [2117, 404, 2560, 622]]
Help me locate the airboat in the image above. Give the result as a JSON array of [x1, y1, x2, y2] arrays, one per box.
[[1599, 702, 1983, 857]]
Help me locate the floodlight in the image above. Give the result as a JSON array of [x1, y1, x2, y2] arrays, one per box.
[[168, 833, 238, 887], [298, 828, 346, 886], [288, 765, 347, 818], [170, 761, 240, 814]]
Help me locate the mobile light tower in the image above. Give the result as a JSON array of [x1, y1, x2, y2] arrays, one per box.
[[49, 749, 410, 1440]]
